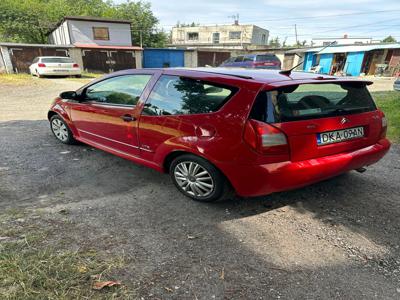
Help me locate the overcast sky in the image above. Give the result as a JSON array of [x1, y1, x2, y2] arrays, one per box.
[[127, 0, 400, 44]]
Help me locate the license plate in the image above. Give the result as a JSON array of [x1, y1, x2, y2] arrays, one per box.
[[317, 127, 364, 145], [54, 69, 68, 72]]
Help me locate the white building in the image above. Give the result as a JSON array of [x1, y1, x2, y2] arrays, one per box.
[[311, 35, 377, 47], [48, 16, 132, 47], [47, 16, 142, 73], [171, 22, 269, 49]]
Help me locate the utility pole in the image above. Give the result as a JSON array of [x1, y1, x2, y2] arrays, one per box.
[[139, 30, 143, 48], [295, 24, 298, 46]]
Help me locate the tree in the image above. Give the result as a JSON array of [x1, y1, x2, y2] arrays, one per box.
[[175, 22, 199, 28], [0, 0, 167, 47], [268, 36, 281, 48], [109, 1, 167, 47], [382, 35, 397, 43]]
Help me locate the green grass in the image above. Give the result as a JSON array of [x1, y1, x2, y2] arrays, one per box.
[[0, 210, 135, 299], [0, 72, 104, 84], [372, 91, 400, 143], [0, 73, 33, 84], [66, 72, 104, 82]]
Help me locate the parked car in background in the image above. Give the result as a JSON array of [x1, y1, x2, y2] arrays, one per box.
[[48, 68, 390, 202], [394, 78, 400, 91], [220, 54, 281, 69], [29, 56, 82, 78]]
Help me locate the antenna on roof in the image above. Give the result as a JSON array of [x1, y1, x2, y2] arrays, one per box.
[[228, 14, 239, 25], [279, 40, 338, 76]]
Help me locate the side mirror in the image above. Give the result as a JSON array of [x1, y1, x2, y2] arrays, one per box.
[[60, 91, 77, 100]]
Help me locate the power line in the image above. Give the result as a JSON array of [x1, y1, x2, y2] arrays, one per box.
[[157, 9, 400, 28]]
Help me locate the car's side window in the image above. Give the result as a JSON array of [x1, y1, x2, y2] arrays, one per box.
[[243, 55, 255, 62], [142, 75, 237, 116], [85, 75, 152, 106]]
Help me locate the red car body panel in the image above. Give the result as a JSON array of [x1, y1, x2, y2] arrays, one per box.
[[48, 68, 391, 197]]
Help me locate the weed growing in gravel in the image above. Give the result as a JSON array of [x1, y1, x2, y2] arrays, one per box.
[[0, 210, 134, 299]]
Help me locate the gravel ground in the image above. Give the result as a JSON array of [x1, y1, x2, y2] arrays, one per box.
[[1, 77, 400, 299]]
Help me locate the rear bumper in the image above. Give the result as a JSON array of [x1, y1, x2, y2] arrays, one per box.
[[37, 69, 81, 76], [223, 138, 391, 197]]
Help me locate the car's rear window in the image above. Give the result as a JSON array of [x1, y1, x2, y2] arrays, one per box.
[[256, 55, 280, 62], [41, 57, 73, 63], [250, 83, 377, 123]]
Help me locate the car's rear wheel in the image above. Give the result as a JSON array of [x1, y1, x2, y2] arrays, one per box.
[[50, 115, 76, 145], [170, 154, 229, 202]]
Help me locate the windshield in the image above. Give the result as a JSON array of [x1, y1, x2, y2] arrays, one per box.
[[41, 57, 73, 63], [250, 83, 376, 123]]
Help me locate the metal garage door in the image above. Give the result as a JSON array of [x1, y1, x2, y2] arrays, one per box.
[[143, 49, 184, 68], [198, 51, 231, 67], [9, 47, 68, 73], [82, 50, 136, 73], [82, 50, 110, 73], [111, 51, 136, 71]]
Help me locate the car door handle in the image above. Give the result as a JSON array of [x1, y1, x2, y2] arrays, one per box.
[[120, 114, 136, 122]]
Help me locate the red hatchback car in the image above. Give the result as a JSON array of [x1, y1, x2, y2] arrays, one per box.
[[48, 68, 390, 201]]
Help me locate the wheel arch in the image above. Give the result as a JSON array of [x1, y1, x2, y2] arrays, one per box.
[[47, 110, 58, 120]]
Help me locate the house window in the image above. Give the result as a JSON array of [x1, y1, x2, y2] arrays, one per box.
[[93, 27, 110, 40], [262, 34, 266, 43], [229, 31, 241, 40], [213, 32, 220, 44], [187, 32, 199, 41]]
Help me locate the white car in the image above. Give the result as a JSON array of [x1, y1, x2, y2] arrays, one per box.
[[394, 78, 400, 91], [29, 56, 82, 78]]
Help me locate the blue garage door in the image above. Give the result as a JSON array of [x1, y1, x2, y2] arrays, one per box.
[[143, 49, 185, 68], [344, 52, 365, 76], [303, 52, 316, 71], [318, 53, 334, 74]]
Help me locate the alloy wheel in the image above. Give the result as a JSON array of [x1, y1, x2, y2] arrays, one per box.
[[51, 118, 69, 142], [174, 161, 214, 197]]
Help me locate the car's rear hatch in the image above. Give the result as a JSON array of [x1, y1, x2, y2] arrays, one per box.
[[249, 81, 385, 162], [254, 55, 281, 69], [41, 57, 76, 69]]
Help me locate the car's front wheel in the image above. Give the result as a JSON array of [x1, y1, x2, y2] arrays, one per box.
[[170, 154, 229, 202], [50, 115, 76, 145]]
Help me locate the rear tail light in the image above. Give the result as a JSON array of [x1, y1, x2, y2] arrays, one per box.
[[73, 63, 79, 68], [252, 61, 278, 67], [38, 63, 46, 67], [244, 119, 289, 155]]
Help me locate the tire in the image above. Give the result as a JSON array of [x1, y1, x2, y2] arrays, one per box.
[[75, 74, 82, 78], [170, 154, 230, 202], [50, 114, 76, 145]]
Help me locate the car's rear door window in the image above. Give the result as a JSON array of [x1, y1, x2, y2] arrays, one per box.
[[250, 83, 376, 123], [243, 55, 255, 62], [234, 56, 244, 62], [143, 75, 237, 116], [85, 75, 152, 106]]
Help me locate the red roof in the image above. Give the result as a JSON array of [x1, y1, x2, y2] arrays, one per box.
[[74, 43, 142, 50]]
